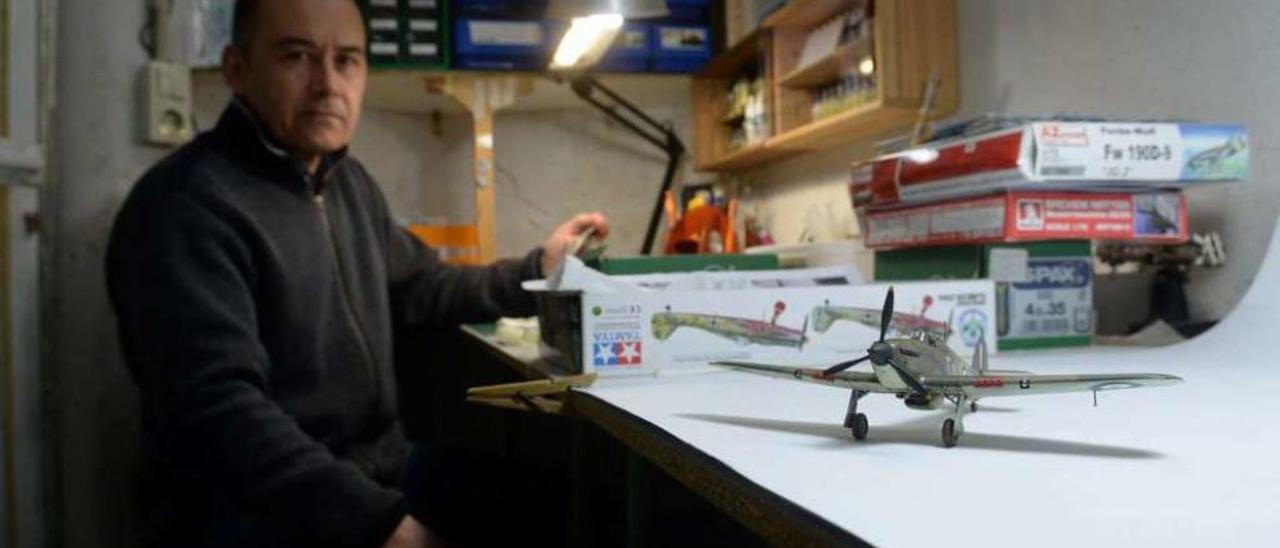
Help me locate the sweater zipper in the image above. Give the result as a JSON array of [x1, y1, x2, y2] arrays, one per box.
[[314, 194, 381, 404]]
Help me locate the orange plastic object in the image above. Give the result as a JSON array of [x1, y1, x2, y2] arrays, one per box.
[[665, 205, 729, 255], [407, 224, 483, 265]]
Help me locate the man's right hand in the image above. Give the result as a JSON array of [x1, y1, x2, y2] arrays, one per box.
[[383, 516, 445, 548]]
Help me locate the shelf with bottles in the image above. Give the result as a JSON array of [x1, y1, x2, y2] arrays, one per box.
[[691, 0, 958, 172], [690, 29, 776, 169]]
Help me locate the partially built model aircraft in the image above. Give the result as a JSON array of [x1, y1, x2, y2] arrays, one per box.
[[713, 288, 1182, 447], [652, 301, 808, 350]]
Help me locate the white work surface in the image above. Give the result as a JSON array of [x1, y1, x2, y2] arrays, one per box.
[[584, 225, 1280, 547]]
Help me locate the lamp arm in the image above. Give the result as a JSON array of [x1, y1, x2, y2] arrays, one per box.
[[558, 74, 687, 255]]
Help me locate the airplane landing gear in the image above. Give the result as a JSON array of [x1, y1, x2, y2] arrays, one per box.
[[942, 394, 969, 448], [852, 413, 869, 440], [844, 390, 868, 441], [942, 419, 958, 447]]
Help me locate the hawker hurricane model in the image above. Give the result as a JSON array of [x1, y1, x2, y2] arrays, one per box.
[[810, 295, 950, 341], [652, 301, 809, 350], [714, 288, 1182, 447]]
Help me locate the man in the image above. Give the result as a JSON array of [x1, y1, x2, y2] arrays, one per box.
[[105, 0, 607, 546]]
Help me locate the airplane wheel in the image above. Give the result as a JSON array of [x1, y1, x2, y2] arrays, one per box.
[[970, 401, 978, 413], [852, 413, 869, 440], [942, 419, 959, 448]]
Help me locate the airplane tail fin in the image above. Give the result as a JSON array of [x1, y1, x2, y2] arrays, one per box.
[[969, 334, 989, 376]]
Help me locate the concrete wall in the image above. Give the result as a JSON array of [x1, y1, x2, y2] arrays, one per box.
[[48, 1, 160, 545], [738, 0, 1280, 323]]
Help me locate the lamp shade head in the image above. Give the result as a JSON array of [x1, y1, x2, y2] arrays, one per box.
[[545, 0, 670, 20]]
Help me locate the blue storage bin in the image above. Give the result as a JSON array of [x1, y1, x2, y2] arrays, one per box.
[[665, 0, 709, 23], [452, 0, 547, 19], [596, 23, 651, 73], [650, 23, 711, 73], [453, 18, 555, 70]]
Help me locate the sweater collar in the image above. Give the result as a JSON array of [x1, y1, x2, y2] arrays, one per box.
[[210, 98, 350, 194]]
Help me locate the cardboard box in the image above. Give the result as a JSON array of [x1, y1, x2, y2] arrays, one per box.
[[452, 18, 556, 71], [875, 242, 1094, 350], [594, 253, 779, 275], [854, 121, 1248, 205], [538, 272, 997, 376], [650, 23, 712, 73], [861, 191, 1189, 249]]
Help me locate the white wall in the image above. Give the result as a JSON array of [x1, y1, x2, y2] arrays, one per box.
[[196, 75, 692, 260], [737, 0, 1280, 323], [492, 104, 693, 258]]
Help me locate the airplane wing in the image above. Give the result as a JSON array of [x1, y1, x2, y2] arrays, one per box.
[[711, 361, 892, 393], [920, 372, 1183, 398]]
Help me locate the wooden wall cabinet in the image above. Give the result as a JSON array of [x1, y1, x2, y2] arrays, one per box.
[[692, 0, 958, 172]]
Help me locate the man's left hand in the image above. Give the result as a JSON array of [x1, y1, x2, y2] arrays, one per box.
[[541, 212, 610, 277]]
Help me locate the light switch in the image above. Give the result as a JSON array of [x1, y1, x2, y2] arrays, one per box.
[[141, 61, 195, 146]]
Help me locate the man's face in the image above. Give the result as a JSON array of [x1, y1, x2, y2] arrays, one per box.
[[224, 0, 367, 161]]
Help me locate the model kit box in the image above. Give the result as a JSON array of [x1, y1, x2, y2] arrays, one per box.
[[875, 242, 1094, 350], [594, 253, 779, 275], [536, 272, 997, 376], [861, 191, 1189, 249], [854, 121, 1248, 205]]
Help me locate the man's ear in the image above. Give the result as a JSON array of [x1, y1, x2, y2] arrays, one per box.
[[222, 45, 248, 94]]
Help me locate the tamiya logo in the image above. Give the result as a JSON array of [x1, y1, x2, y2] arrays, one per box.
[[594, 341, 643, 367]]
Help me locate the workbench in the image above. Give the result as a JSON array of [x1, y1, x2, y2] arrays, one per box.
[[461, 224, 1280, 546]]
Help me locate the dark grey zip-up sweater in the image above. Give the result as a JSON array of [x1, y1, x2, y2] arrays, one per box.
[[106, 101, 543, 547]]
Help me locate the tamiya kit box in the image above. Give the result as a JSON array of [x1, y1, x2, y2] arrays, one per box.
[[854, 121, 1248, 205], [861, 191, 1189, 249], [539, 275, 996, 377]]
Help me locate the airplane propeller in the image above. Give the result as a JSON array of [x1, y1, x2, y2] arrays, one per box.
[[823, 287, 896, 376]]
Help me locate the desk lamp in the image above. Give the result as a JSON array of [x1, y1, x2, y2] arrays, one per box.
[[546, 0, 688, 255]]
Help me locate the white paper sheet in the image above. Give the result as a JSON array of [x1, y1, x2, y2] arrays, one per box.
[[585, 222, 1280, 547]]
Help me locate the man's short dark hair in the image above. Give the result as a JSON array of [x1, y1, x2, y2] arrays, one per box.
[[232, 0, 362, 49]]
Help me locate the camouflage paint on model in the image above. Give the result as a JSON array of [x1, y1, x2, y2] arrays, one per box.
[[810, 295, 950, 341], [715, 288, 1182, 447]]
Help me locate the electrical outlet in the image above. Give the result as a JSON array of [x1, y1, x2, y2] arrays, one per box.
[[141, 61, 195, 146]]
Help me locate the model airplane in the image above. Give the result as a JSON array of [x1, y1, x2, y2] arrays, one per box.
[[810, 295, 951, 341], [1186, 134, 1247, 172], [713, 288, 1183, 447], [652, 301, 809, 350]]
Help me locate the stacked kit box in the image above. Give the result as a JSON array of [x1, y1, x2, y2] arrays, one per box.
[[860, 191, 1190, 249], [855, 121, 1248, 206], [876, 242, 1094, 350]]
